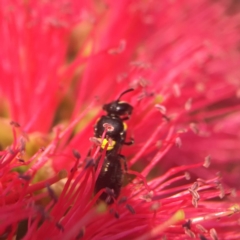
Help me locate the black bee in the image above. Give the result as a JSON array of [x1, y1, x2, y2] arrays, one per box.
[[94, 89, 134, 204], [94, 88, 134, 151]]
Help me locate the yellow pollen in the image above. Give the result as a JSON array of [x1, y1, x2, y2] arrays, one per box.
[[101, 138, 116, 151], [154, 94, 164, 104], [229, 204, 240, 212]]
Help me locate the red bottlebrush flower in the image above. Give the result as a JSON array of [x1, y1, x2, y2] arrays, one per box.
[[0, 0, 240, 239]]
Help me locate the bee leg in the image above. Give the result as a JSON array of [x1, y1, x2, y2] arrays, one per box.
[[119, 154, 128, 172]]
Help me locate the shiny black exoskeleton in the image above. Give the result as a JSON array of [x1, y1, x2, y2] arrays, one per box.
[[94, 89, 134, 148], [102, 92, 133, 119], [95, 150, 125, 204], [94, 89, 134, 204], [95, 116, 126, 148]]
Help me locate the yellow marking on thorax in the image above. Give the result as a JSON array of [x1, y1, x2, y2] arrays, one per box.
[[123, 122, 127, 131], [101, 138, 116, 151]]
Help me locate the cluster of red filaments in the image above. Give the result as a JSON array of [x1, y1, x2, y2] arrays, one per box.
[[0, 115, 239, 239]]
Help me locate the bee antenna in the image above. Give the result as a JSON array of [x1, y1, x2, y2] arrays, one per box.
[[117, 88, 134, 101]]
